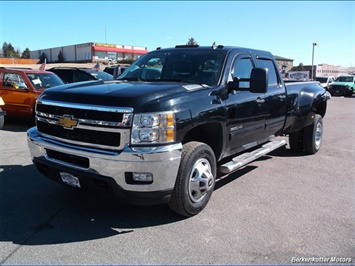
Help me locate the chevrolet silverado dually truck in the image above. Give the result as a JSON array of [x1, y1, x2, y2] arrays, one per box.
[[27, 45, 330, 217]]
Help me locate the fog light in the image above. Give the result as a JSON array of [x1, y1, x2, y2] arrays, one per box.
[[132, 172, 153, 182]]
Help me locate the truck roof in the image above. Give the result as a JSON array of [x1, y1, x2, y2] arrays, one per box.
[[154, 44, 273, 56], [0, 67, 52, 74]]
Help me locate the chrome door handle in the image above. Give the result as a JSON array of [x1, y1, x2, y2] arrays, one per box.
[[256, 97, 265, 104]]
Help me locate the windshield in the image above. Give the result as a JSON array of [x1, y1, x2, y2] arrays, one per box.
[[118, 49, 227, 86], [315, 77, 327, 83], [335, 76, 354, 82], [27, 73, 64, 88], [89, 71, 114, 81], [82, 69, 114, 81]]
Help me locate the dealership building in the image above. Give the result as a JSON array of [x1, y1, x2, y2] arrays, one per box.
[[30, 42, 149, 63]]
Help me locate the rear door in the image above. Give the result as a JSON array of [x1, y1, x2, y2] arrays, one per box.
[[256, 57, 287, 137], [225, 54, 266, 152]]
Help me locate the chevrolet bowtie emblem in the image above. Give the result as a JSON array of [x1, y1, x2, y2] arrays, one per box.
[[58, 115, 79, 129]]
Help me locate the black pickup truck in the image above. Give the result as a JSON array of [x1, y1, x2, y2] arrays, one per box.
[[27, 45, 330, 217]]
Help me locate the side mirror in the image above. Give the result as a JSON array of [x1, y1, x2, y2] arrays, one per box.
[[227, 67, 268, 94], [250, 68, 268, 93]]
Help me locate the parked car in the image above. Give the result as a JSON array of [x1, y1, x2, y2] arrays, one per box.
[[47, 67, 97, 83], [80, 68, 114, 81], [0, 67, 64, 118], [328, 75, 355, 96], [0, 96, 6, 129], [103, 65, 130, 78], [47, 67, 114, 83], [315, 76, 335, 90]]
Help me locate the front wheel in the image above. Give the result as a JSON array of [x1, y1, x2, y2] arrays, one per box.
[[169, 142, 216, 217], [303, 114, 323, 154]]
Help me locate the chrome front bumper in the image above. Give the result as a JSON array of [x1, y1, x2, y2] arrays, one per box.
[[27, 127, 182, 194]]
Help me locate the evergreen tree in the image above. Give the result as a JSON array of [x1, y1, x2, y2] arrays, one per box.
[[21, 48, 31, 59], [291, 63, 305, 71], [186, 37, 198, 45], [39, 52, 48, 63], [2, 42, 16, 57], [57, 50, 65, 62]]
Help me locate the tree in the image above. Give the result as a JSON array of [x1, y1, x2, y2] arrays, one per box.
[[57, 50, 65, 62], [291, 63, 305, 71], [186, 37, 198, 46], [39, 52, 48, 63], [15, 49, 21, 58], [21, 48, 31, 59], [2, 42, 17, 58]]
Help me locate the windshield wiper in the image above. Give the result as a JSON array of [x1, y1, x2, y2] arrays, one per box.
[[117, 77, 145, 81], [157, 78, 193, 84]]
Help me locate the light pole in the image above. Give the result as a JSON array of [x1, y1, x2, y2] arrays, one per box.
[[311, 42, 317, 80]]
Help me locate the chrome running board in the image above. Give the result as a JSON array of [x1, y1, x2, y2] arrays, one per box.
[[219, 140, 286, 174]]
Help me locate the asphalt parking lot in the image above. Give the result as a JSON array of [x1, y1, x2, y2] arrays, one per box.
[[0, 96, 354, 265]]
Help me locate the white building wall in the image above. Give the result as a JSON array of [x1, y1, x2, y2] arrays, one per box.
[[75, 43, 92, 61], [316, 64, 352, 77], [51, 47, 62, 62], [62, 45, 75, 62]]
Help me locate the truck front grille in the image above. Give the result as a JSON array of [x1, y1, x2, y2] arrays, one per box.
[[37, 121, 121, 146], [35, 100, 133, 151], [331, 85, 346, 92]]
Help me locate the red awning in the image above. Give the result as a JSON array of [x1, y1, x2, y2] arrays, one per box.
[[92, 46, 148, 54]]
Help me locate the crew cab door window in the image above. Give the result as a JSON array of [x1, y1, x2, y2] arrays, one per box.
[[231, 57, 253, 88], [256, 59, 279, 86]]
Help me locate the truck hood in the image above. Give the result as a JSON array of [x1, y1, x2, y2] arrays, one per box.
[[38, 80, 205, 112]]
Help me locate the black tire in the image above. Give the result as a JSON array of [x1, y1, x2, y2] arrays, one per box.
[[345, 91, 353, 97], [0, 108, 4, 130], [303, 114, 323, 154], [169, 141, 216, 217], [289, 130, 304, 152], [0, 116, 4, 130]]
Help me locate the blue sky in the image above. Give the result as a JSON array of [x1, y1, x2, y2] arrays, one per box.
[[1, 1, 354, 67]]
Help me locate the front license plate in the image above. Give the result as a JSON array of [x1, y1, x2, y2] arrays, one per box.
[[60, 172, 81, 188]]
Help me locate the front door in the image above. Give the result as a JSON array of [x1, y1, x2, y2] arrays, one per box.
[[0, 72, 32, 117], [225, 54, 266, 153]]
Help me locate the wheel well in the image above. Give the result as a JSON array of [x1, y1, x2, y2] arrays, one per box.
[[182, 122, 223, 160], [316, 100, 327, 118]]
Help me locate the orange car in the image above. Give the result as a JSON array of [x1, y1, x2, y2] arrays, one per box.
[[0, 67, 64, 118]]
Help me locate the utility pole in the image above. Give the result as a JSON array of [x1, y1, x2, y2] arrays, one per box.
[[311, 42, 317, 80]]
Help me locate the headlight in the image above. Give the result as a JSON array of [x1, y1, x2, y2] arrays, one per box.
[[131, 112, 175, 144]]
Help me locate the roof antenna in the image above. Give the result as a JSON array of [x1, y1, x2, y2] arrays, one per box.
[[212, 42, 217, 49]]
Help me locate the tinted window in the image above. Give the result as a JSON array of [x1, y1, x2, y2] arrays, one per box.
[[119, 49, 227, 86], [74, 71, 95, 82], [257, 59, 279, 86], [50, 69, 73, 83], [232, 57, 253, 88]]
